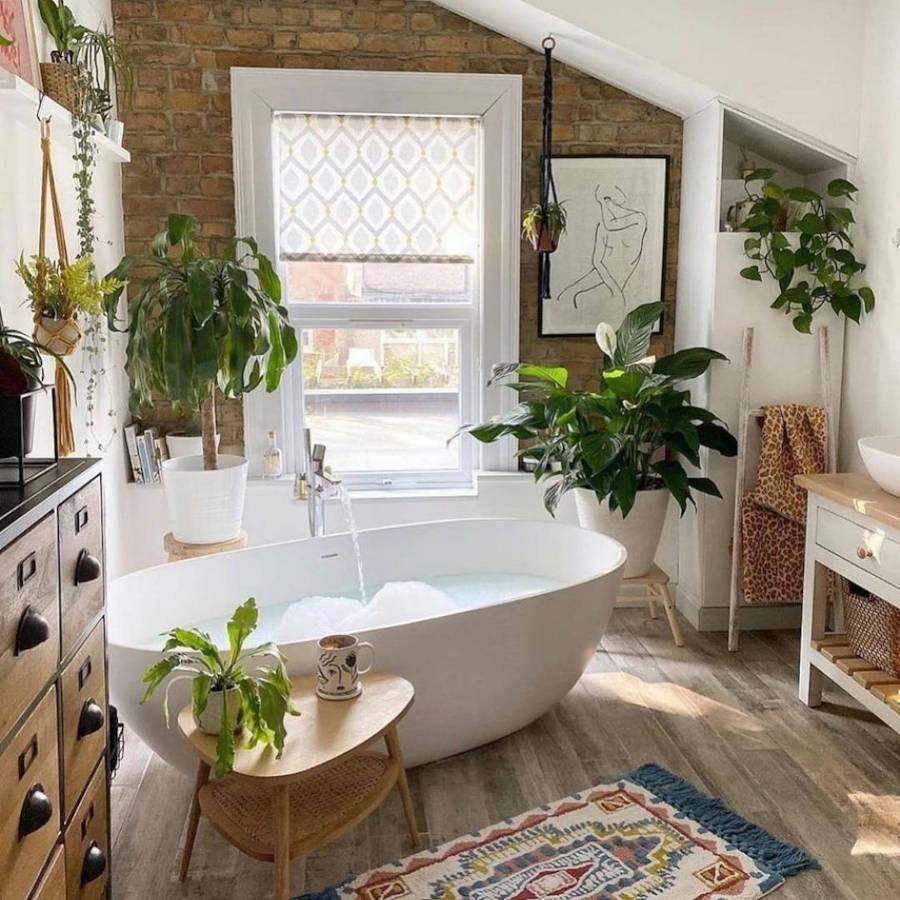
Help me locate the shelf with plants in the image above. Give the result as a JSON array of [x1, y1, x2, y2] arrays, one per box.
[[0, 70, 129, 163]]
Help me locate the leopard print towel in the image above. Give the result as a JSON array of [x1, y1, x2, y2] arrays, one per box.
[[741, 405, 827, 605]]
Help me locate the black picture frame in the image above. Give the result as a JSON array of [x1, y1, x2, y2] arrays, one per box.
[[537, 153, 670, 338]]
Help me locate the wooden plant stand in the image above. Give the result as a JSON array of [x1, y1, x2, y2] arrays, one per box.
[[177, 672, 418, 900], [617, 564, 684, 647], [164, 529, 248, 562]]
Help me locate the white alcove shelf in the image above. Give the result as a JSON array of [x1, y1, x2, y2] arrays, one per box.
[[675, 99, 855, 633], [1, 71, 130, 164]]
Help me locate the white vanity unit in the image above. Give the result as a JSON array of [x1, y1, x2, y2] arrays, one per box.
[[797, 473, 900, 733]]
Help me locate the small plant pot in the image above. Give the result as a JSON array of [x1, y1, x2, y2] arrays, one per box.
[[161, 454, 248, 544], [194, 685, 243, 735], [34, 315, 83, 358], [0, 393, 38, 459], [165, 432, 220, 459], [528, 224, 562, 253], [574, 487, 669, 578], [39, 61, 81, 113]]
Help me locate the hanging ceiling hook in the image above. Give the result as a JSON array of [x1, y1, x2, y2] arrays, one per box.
[[541, 34, 556, 51], [36, 90, 52, 125]]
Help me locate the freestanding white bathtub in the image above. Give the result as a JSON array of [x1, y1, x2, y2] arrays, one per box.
[[108, 518, 625, 774]]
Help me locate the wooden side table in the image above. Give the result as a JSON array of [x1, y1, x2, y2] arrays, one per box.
[[177, 672, 417, 900], [616, 563, 684, 646], [163, 528, 248, 562]]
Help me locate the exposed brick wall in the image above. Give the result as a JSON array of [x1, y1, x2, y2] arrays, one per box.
[[112, 0, 682, 454]]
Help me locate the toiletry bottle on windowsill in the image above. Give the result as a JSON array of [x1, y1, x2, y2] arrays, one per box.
[[263, 429, 283, 478]]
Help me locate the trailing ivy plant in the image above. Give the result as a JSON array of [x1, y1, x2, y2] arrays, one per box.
[[738, 169, 875, 333], [106, 214, 299, 470], [454, 302, 737, 516]]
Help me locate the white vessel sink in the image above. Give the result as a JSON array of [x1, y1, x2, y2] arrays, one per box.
[[859, 436, 900, 497]]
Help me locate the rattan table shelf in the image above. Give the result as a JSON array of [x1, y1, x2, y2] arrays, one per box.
[[177, 672, 417, 900]]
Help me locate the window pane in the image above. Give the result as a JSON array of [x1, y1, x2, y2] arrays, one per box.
[[303, 328, 461, 474], [286, 260, 473, 304]]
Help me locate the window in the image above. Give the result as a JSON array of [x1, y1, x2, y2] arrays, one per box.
[[232, 70, 522, 490]]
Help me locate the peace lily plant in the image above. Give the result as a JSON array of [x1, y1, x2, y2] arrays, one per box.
[[456, 302, 737, 576], [141, 598, 298, 777]]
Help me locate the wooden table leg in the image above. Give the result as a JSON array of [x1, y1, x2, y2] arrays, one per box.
[[657, 583, 685, 647], [179, 760, 210, 881], [385, 725, 419, 848], [273, 784, 292, 900], [647, 589, 659, 620], [799, 535, 828, 707]]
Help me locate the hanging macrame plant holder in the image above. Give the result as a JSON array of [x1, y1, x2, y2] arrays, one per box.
[[32, 119, 82, 457], [537, 35, 560, 299]]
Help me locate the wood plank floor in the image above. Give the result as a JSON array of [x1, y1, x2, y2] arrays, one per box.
[[111, 609, 900, 898]]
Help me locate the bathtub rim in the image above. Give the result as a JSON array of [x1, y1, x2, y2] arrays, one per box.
[[108, 516, 627, 651]]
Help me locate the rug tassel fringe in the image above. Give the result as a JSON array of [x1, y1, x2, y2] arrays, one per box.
[[628, 763, 819, 878]]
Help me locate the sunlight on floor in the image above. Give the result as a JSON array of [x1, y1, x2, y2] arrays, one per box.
[[581, 672, 766, 735], [849, 792, 900, 856]]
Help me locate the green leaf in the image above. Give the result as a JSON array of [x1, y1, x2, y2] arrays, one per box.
[[265, 311, 286, 392], [215, 693, 236, 777], [793, 311, 813, 333], [739, 265, 762, 282], [653, 347, 727, 380], [255, 252, 282, 304], [167, 213, 197, 247], [859, 286, 875, 312], [580, 432, 623, 472], [697, 422, 738, 456], [784, 186, 820, 203], [192, 674, 212, 718], [651, 461, 690, 514], [515, 364, 568, 388], [187, 267, 214, 324], [744, 168, 776, 182], [226, 598, 259, 667], [687, 477, 722, 498], [762, 182, 785, 200], [827, 178, 858, 197], [602, 367, 646, 399], [797, 213, 827, 234], [613, 302, 664, 366], [612, 469, 637, 517]]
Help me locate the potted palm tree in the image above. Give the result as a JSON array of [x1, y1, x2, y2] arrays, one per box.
[[456, 302, 737, 577], [106, 214, 298, 544]]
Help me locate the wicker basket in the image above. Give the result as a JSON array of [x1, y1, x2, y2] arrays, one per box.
[[843, 579, 900, 678], [39, 62, 80, 112]]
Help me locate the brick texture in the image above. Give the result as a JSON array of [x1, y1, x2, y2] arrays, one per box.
[[112, 0, 682, 454]]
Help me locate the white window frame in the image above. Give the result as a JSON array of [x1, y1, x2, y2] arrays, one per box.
[[232, 68, 521, 488]]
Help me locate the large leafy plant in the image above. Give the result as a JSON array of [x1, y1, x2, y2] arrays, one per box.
[[141, 598, 299, 777], [107, 214, 298, 470], [456, 302, 737, 516], [738, 170, 875, 333]]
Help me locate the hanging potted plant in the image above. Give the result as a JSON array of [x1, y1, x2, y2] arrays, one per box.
[[522, 202, 567, 252], [140, 598, 299, 777], [36, 0, 85, 111], [0, 308, 73, 458], [454, 302, 737, 577], [106, 214, 298, 544]]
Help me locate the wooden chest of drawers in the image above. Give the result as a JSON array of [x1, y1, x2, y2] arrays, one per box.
[[0, 461, 110, 900]]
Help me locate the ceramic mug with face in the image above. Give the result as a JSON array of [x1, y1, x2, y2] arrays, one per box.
[[316, 634, 375, 700]]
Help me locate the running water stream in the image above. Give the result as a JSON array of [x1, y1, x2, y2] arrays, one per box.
[[337, 483, 367, 602]]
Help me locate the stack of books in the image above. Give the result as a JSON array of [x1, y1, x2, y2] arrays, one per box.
[[124, 424, 169, 484]]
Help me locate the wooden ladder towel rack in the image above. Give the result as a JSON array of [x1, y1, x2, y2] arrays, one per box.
[[727, 325, 836, 651]]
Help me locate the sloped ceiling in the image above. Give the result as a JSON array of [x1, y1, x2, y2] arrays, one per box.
[[435, 0, 866, 155]]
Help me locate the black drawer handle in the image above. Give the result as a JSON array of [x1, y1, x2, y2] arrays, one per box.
[[75, 549, 101, 585], [17, 551, 37, 589], [15, 605, 50, 655], [81, 841, 106, 886], [75, 505, 89, 533], [18, 784, 52, 840], [78, 699, 105, 739], [78, 655, 93, 690]]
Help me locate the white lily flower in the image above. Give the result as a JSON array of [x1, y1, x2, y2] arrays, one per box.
[[595, 322, 617, 358]]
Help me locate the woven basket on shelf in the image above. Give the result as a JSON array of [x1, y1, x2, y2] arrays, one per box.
[[39, 62, 80, 112], [844, 579, 900, 678]]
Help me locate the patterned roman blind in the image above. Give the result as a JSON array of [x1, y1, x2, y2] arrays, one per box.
[[276, 112, 479, 263]]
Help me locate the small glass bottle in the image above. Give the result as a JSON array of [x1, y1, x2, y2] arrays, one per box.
[[262, 429, 283, 478]]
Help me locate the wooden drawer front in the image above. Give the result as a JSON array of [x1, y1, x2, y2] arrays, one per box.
[[63, 763, 107, 900], [32, 845, 66, 900], [0, 514, 60, 742], [0, 687, 60, 900], [817, 507, 900, 586], [58, 478, 103, 658], [60, 622, 106, 821]]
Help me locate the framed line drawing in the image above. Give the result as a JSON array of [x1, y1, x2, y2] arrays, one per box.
[[0, 0, 41, 88], [539, 154, 669, 337]]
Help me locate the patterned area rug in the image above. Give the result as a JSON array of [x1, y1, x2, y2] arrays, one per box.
[[297, 764, 816, 899]]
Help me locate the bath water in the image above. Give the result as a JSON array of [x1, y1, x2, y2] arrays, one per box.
[[137, 572, 561, 650], [337, 483, 367, 602]]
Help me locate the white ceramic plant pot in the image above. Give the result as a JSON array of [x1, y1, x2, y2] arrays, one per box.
[[165, 432, 220, 459], [161, 454, 248, 544], [193, 685, 243, 735], [574, 487, 669, 578]]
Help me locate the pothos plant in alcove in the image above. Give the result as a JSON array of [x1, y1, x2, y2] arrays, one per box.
[[738, 169, 875, 333]]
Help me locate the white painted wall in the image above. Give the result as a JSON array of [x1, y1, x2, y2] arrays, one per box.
[[2, 0, 130, 573], [839, 0, 900, 467], [438, 0, 866, 155]]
